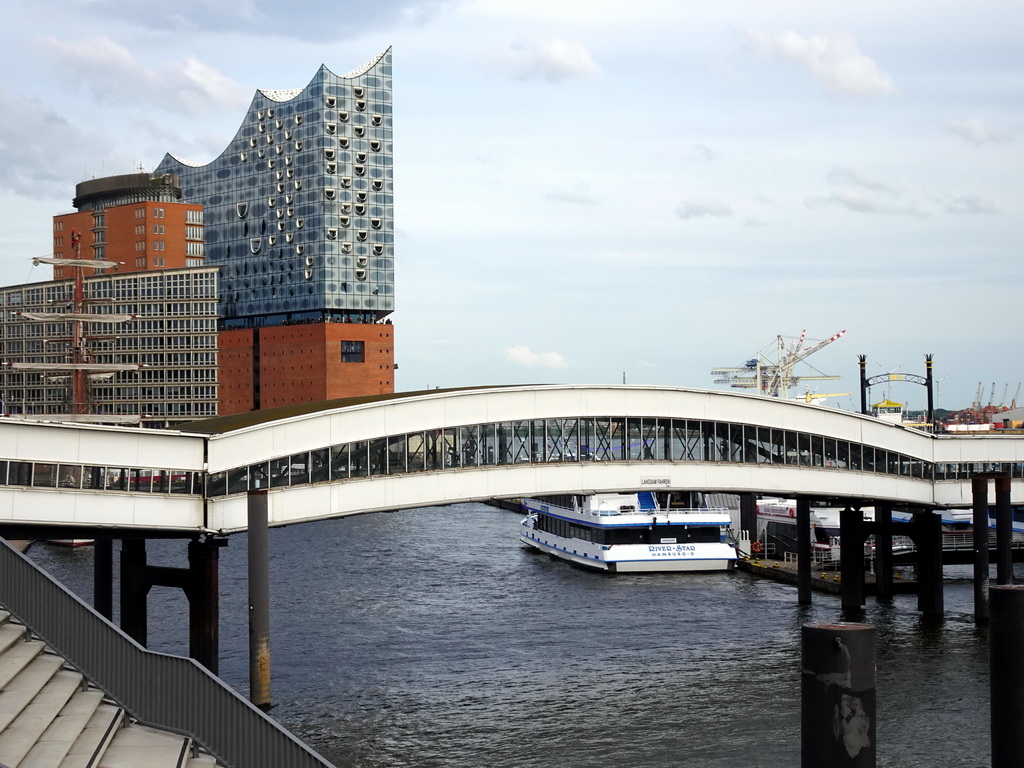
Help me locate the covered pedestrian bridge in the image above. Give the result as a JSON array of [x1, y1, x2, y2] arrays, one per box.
[[1, 384, 1022, 539]]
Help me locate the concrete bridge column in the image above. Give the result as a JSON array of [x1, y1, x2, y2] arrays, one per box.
[[839, 507, 865, 614], [119, 538, 150, 645], [797, 497, 812, 605], [738, 493, 756, 551], [996, 475, 1013, 586], [914, 511, 944, 617], [93, 538, 114, 620], [874, 502, 894, 602], [973, 475, 991, 624]]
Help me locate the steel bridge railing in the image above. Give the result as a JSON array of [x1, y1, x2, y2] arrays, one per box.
[[0, 538, 335, 768]]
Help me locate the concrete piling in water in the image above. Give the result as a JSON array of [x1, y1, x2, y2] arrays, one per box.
[[990, 585, 1024, 767], [972, 476, 991, 624], [248, 489, 272, 710], [802, 622, 876, 768]]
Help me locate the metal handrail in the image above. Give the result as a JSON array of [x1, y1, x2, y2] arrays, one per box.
[[0, 538, 335, 768]]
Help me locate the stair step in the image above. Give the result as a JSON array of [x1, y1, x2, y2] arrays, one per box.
[[99, 724, 192, 768], [0, 610, 10, 625], [0, 622, 27, 657], [0, 651, 63, 730], [0, 636, 46, 691], [58, 702, 124, 768], [0, 668, 83, 767], [19, 688, 104, 768], [185, 754, 219, 767]]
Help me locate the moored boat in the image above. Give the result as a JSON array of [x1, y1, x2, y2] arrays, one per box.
[[520, 492, 737, 573]]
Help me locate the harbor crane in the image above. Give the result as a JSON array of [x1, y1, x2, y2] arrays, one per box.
[[711, 329, 847, 399]]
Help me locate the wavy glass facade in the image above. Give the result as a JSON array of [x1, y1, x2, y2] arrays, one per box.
[[154, 51, 394, 329]]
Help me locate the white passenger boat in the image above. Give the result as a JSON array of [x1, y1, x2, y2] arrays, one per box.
[[520, 492, 737, 573]]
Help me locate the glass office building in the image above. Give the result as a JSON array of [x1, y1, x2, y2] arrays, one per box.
[[154, 50, 394, 329]]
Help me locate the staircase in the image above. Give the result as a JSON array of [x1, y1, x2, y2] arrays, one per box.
[[0, 610, 220, 768], [637, 491, 658, 512]]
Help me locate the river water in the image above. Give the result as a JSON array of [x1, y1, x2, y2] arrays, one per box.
[[27, 503, 995, 767]]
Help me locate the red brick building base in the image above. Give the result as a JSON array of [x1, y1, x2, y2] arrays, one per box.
[[218, 322, 395, 415]]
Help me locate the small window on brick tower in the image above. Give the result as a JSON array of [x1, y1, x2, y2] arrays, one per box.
[[341, 340, 365, 363]]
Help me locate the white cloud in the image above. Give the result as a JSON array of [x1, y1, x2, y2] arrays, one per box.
[[746, 29, 895, 98], [546, 181, 596, 205], [483, 37, 601, 82], [675, 199, 733, 220], [34, 36, 248, 114], [806, 167, 922, 216], [943, 195, 1000, 215], [505, 345, 567, 368], [946, 118, 1014, 145]]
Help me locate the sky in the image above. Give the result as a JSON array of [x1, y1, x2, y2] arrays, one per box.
[[1, 0, 1021, 412]]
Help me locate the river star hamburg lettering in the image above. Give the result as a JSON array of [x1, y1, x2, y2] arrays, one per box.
[[648, 544, 697, 556]]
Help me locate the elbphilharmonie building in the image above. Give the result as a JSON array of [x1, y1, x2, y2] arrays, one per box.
[[155, 49, 394, 329]]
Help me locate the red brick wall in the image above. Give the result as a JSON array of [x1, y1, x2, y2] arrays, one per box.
[[217, 323, 395, 415]]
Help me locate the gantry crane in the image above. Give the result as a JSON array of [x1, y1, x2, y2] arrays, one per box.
[[711, 330, 847, 399]]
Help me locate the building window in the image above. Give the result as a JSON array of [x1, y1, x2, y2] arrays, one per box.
[[341, 341, 365, 363]]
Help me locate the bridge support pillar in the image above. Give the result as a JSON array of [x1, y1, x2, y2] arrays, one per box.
[[915, 511, 944, 617], [119, 538, 150, 645], [874, 503, 893, 603], [186, 538, 222, 674], [797, 497, 812, 605], [739, 493, 756, 550], [973, 476, 991, 624], [118, 535, 225, 672], [840, 507, 865, 614], [801, 621, 876, 767], [93, 538, 114, 620], [990, 585, 1024, 768], [248, 490, 272, 710], [996, 476, 1013, 586]]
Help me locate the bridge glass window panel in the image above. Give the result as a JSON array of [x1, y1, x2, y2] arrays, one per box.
[[887, 452, 900, 476], [350, 441, 369, 477], [32, 463, 57, 488], [249, 462, 269, 490], [152, 470, 169, 494], [727, 425, 744, 462], [479, 424, 497, 465], [822, 438, 838, 468], [609, 419, 625, 461], [640, 419, 662, 460], [460, 426, 479, 467], [310, 449, 329, 483], [330, 445, 351, 480], [835, 440, 851, 470], [810, 436, 824, 467], [742, 426, 760, 463], [676, 421, 699, 461], [563, 419, 581, 461], [226, 467, 248, 494], [862, 447, 876, 473], [170, 471, 192, 494], [130, 469, 151, 493], [513, 421, 532, 463], [407, 433, 426, 472], [270, 457, 291, 488], [589, 418, 611, 461], [530, 420, 546, 462], [422, 430, 443, 471], [0, 461, 9, 485], [546, 420, 565, 462], [625, 418, 642, 460], [797, 434, 811, 466], [847, 442, 862, 471], [105, 468, 127, 491], [58, 465, 82, 489], [767, 429, 785, 464], [442, 430, 459, 468], [290, 453, 310, 485], [8, 461, 31, 486], [369, 438, 388, 475], [387, 435, 407, 474], [206, 472, 226, 497]]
